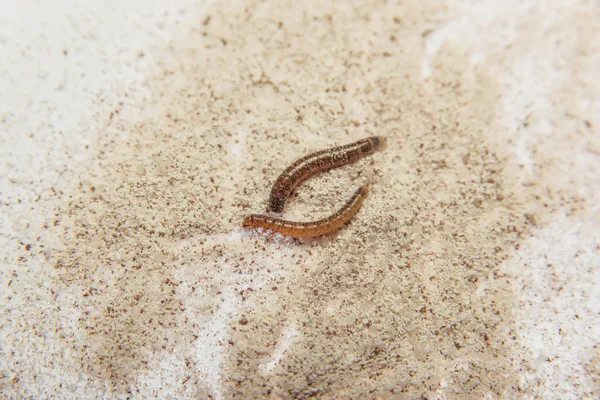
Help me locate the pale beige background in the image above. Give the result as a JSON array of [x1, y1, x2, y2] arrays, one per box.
[[1, 0, 598, 398]]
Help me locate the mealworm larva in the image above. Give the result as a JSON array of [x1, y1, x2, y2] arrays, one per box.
[[267, 136, 385, 213], [243, 185, 369, 238]]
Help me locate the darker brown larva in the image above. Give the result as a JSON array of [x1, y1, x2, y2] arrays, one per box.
[[243, 185, 369, 238], [267, 136, 385, 213]]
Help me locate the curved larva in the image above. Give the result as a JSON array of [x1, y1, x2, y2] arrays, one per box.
[[267, 136, 385, 213], [243, 186, 369, 238]]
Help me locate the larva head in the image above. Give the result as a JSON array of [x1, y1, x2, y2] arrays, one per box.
[[242, 214, 265, 229], [369, 136, 387, 150]]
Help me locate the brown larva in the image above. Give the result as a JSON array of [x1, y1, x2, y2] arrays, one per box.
[[267, 136, 385, 213], [243, 185, 369, 238]]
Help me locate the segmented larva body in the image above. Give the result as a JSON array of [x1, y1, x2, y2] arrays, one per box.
[[267, 136, 384, 213], [243, 186, 369, 238]]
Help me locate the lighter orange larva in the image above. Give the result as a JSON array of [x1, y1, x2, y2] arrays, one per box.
[[267, 137, 384, 213], [243, 186, 369, 238]]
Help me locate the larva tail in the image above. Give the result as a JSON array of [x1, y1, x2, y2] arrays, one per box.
[[370, 136, 387, 150], [357, 185, 369, 196]]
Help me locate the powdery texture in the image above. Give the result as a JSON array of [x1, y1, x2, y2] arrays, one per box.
[[1, 0, 598, 399], [53, 1, 538, 397]]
